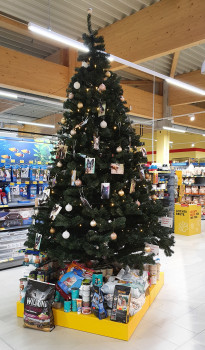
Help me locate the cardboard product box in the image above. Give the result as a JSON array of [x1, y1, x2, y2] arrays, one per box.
[[110, 285, 131, 324], [0, 207, 34, 228]]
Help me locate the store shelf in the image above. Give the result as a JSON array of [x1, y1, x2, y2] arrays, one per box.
[[0, 255, 24, 269], [0, 225, 30, 232], [184, 194, 205, 196], [0, 202, 35, 208]]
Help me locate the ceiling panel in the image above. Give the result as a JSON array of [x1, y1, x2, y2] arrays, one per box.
[[175, 43, 205, 76]]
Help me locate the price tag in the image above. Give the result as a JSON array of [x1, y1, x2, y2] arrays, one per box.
[[29, 160, 33, 164], [10, 182, 15, 186], [33, 181, 37, 184], [1, 159, 5, 163], [25, 181, 29, 184], [39, 181, 43, 184], [17, 181, 21, 184], [37, 161, 41, 164], [159, 216, 173, 228], [20, 160, 24, 163], [46, 162, 49, 165], [0, 205, 8, 208], [0, 228, 5, 231], [11, 159, 15, 163]]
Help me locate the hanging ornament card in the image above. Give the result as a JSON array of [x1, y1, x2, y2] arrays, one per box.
[[111, 163, 124, 175], [85, 158, 95, 174], [50, 204, 62, 221], [101, 183, 110, 199]]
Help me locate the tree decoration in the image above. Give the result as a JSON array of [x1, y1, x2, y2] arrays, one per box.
[[75, 179, 82, 186], [105, 71, 111, 77], [120, 95, 125, 102], [100, 120, 107, 128], [50, 227, 55, 234], [70, 129, 76, 136], [116, 146, 122, 153], [90, 219, 97, 227], [111, 232, 117, 240], [61, 117, 66, 124], [136, 200, 141, 206], [57, 161, 63, 168], [68, 92, 74, 99], [152, 194, 157, 201], [77, 102, 83, 109], [118, 189, 124, 196], [65, 203, 73, 212], [74, 81, 80, 89], [62, 230, 70, 239], [87, 8, 92, 14], [98, 83, 106, 92], [82, 61, 89, 68]]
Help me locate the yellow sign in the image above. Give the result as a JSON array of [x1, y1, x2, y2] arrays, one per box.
[[25, 181, 30, 184], [11, 159, 15, 163], [37, 161, 41, 164], [174, 203, 201, 236], [1, 159, 5, 163], [29, 160, 33, 164], [20, 160, 24, 163], [175, 170, 182, 186]]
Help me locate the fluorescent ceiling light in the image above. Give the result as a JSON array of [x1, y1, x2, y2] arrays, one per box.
[[165, 78, 205, 95], [169, 141, 173, 143], [28, 23, 89, 52], [0, 90, 18, 99], [17, 121, 55, 128], [203, 134, 205, 136], [163, 126, 186, 133], [0, 131, 18, 137], [191, 143, 195, 147], [190, 114, 195, 121]]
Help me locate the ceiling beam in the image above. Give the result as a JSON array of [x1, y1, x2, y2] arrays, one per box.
[[0, 46, 69, 99], [115, 67, 162, 82], [99, 0, 205, 71], [172, 104, 205, 117], [120, 80, 153, 86], [170, 51, 180, 78], [169, 70, 205, 106]]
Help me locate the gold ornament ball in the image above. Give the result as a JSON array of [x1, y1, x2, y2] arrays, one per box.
[[116, 146, 122, 153], [105, 71, 111, 78], [118, 189, 124, 196], [61, 117, 66, 124], [152, 194, 157, 201], [145, 246, 151, 253], [70, 129, 76, 136], [145, 173, 150, 180], [111, 232, 117, 240], [50, 227, 55, 234], [77, 102, 83, 109], [90, 219, 97, 227], [75, 179, 82, 186]]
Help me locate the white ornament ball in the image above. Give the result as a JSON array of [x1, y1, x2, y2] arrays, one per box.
[[74, 81, 80, 89], [99, 83, 106, 91], [77, 102, 83, 109], [90, 219, 97, 227], [65, 204, 73, 212], [88, 8, 92, 14], [100, 120, 107, 128], [116, 146, 122, 153], [111, 232, 117, 240], [105, 71, 111, 78], [108, 220, 112, 223], [57, 161, 63, 168], [69, 92, 74, 99], [70, 129, 76, 136], [62, 230, 70, 239], [120, 95, 125, 102], [82, 61, 89, 68]]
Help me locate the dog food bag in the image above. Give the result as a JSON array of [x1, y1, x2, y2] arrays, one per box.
[[24, 279, 55, 332]]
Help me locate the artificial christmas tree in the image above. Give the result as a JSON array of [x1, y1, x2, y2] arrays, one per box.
[[26, 13, 174, 270]]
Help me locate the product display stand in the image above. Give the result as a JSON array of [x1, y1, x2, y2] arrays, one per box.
[[17, 272, 164, 341], [174, 203, 201, 235]]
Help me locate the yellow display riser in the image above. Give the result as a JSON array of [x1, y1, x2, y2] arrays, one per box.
[[17, 272, 164, 341]]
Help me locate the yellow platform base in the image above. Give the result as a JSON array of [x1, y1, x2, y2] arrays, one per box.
[[17, 272, 164, 341], [174, 203, 201, 236]]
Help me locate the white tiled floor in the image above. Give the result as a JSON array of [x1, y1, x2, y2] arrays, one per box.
[[1, 222, 205, 350]]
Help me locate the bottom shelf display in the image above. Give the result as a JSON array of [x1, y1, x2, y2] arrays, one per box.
[[17, 272, 164, 341]]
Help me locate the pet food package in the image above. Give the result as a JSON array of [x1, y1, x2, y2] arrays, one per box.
[[12, 165, 21, 182], [30, 165, 40, 181], [91, 285, 107, 320], [21, 165, 29, 180], [19, 184, 28, 198], [27, 185, 37, 199], [110, 285, 131, 324], [24, 279, 55, 332], [4, 166, 11, 182], [57, 269, 83, 294]]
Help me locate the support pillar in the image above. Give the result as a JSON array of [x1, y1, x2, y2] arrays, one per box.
[[156, 130, 170, 164]]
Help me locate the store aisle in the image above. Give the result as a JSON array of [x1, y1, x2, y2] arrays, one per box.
[[0, 223, 205, 350]]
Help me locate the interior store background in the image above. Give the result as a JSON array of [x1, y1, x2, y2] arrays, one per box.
[[0, 0, 205, 349]]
